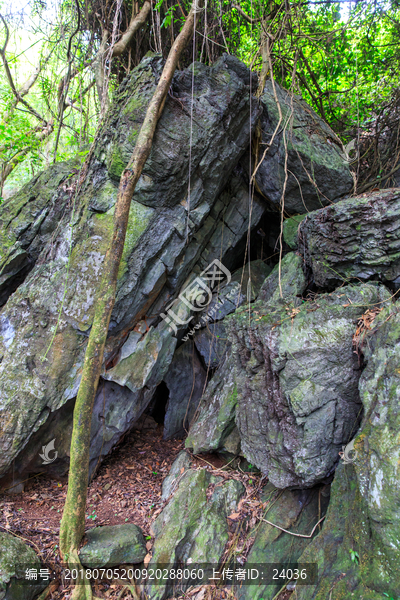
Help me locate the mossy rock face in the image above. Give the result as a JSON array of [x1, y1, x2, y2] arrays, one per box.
[[147, 468, 245, 600], [185, 353, 238, 454], [351, 304, 400, 594], [104, 54, 261, 210], [0, 53, 261, 486], [295, 463, 395, 599], [226, 282, 391, 488], [283, 214, 308, 250], [0, 159, 80, 307], [0, 531, 45, 600], [299, 188, 400, 288], [245, 81, 353, 214], [103, 322, 177, 392], [239, 482, 330, 600], [79, 524, 146, 568], [257, 251, 307, 304]]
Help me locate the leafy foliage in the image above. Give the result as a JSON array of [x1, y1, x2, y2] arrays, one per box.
[[2, 0, 400, 195]]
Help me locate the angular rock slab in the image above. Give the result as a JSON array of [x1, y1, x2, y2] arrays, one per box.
[[299, 188, 400, 288], [0, 531, 45, 600], [186, 254, 306, 456], [194, 321, 228, 369], [162, 341, 206, 439], [79, 524, 146, 568], [147, 468, 244, 600], [0, 54, 261, 485], [226, 282, 391, 488], [295, 463, 396, 599], [104, 323, 177, 393], [238, 482, 330, 600], [0, 159, 80, 307], [351, 304, 400, 592], [246, 81, 353, 214], [185, 354, 238, 454], [161, 450, 193, 501]]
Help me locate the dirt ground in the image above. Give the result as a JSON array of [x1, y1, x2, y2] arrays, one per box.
[[0, 423, 292, 600]]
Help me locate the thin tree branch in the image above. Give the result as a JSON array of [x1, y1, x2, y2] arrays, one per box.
[[261, 515, 326, 538], [112, 0, 151, 56], [232, 3, 261, 24], [53, 0, 81, 162], [0, 15, 48, 124]]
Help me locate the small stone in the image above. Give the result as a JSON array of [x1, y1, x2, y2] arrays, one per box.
[[79, 524, 146, 568]]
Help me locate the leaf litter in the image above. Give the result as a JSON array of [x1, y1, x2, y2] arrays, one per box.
[[0, 424, 292, 600]]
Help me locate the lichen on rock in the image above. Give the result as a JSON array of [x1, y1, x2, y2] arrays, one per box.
[[227, 281, 391, 488]]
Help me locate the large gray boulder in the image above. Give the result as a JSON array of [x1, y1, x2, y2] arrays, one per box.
[[288, 302, 400, 600], [186, 252, 306, 457], [244, 80, 353, 214], [226, 281, 391, 488], [299, 188, 400, 288], [0, 54, 264, 488]]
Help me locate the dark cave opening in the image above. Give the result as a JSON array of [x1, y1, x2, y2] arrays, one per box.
[[146, 381, 170, 425], [223, 208, 290, 275]]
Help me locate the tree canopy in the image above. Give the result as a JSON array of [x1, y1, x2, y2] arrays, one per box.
[[1, 0, 400, 196]]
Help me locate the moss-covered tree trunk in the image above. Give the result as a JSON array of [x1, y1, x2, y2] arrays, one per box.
[[59, 2, 203, 598]]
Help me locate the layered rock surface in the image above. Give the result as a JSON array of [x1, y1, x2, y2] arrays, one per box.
[[0, 53, 262, 487], [188, 247, 392, 489], [295, 463, 398, 599], [228, 281, 391, 488], [238, 482, 330, 600], [245, 80, 353, 213], [299, 188, 400, 288]]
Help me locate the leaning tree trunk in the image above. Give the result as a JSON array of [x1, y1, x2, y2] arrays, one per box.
[[59, 1, 203, 598]]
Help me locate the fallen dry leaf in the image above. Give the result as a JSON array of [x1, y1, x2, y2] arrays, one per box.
[[144, 553, 152, 567], [227, 512, 240, 520]]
